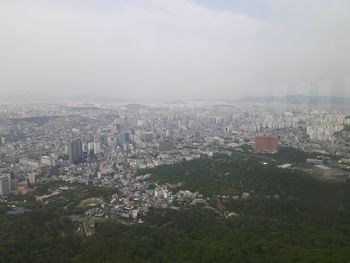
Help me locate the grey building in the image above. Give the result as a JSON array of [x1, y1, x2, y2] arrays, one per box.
[[68, 139, 82, 164], [159, 140, 175, 152], [0, 174, 11, 196]]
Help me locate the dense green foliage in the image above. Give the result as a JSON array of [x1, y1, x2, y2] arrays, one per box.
[[1, 205, 350, 262], [0, 208, 81, 263], [71, 207, 350, 263], [147, 153, 350, 223], [270, 147, 311, 164], [1, 153, 350, 262]]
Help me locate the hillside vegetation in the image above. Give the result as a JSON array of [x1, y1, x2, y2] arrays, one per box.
[[1, 152, 350, 262]]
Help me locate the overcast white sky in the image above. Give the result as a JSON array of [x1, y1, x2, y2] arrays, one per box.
[[1, 0, 350, 101]]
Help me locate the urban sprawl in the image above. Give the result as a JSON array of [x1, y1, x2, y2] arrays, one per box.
[[1, 101, 350, 234]]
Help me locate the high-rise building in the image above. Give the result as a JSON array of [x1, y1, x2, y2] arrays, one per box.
[[94, 142, 101, 155], [118, 132, 132, 146], [254, 135, 279, 154], [28, 172, 36, 185], [87, 142, 94, 156], [0, 174, 11, 196], [68, 139, 82, 164], [124, 132, 131, 144], [159, 140, 175, 152], [107, 135, 116, 147]]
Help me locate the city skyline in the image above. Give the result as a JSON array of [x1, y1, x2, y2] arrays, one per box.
[[2, 1, 350, 261]]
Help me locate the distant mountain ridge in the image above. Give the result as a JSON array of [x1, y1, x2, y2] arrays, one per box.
[[0, 93, 127, 104], [238, 95, 350, 105], [2, 93, 350, 105]]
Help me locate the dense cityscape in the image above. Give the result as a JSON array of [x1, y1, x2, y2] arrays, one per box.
[[1, 100, 350, 236], [2, 0, 350, 261]]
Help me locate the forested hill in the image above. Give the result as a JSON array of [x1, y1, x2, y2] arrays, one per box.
[[1, 152, 350, 262]]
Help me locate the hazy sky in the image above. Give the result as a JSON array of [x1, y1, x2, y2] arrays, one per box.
[[1, 0, 350, 101]]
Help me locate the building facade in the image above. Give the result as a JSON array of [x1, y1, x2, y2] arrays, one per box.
[[0, 174, 11, 196], [68, 139, 83, 164], [254, 136, 279, 154]]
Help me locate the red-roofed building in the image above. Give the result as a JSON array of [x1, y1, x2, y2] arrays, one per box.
[[254, 136, 278, 154]]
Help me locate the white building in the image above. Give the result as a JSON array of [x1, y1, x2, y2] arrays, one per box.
[[94, 142, 101, 155], [41, 156, 56, 167], [28, 172, 36, 185]]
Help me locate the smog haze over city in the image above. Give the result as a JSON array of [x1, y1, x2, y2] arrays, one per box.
[[1, 1, 350, 263], [1, 0, 350, 102]]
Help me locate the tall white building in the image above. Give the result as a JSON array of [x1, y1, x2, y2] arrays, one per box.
[[94, 142, 101, 155], [28, 172, 36, 185], [88, 142, 94, 156]]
